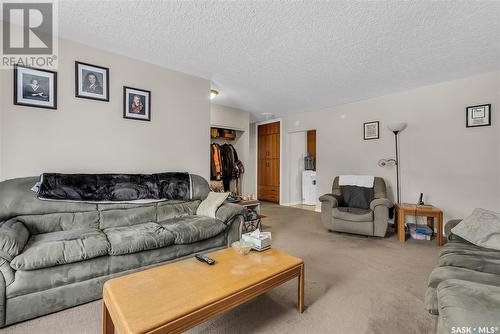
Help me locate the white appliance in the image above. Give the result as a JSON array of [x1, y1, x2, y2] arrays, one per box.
[[302, 171, 317, 205]]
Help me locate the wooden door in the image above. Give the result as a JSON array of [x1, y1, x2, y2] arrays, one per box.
[[258, 122, 280, 203]]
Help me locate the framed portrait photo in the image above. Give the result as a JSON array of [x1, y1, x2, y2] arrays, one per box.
[[14, 65, 57, 109], [363, 121, 379, 140], [466, 104, 491, 128], [75, 61, 109, 101], [123, 86, 151, 121]]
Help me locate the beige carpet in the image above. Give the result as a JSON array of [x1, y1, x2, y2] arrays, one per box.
[[0, 203, 439, 334]]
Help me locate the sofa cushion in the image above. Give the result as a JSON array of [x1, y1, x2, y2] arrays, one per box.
[[436, 279, 500, 334], [99, 204, 156, 229], [160, 215, 227, 244], [6, 233, 227, 299], [15, 211, 100, 235], [104, 222, 175, 255], [156, 200, 200, 222], [333, 207, 373, 222], [426, 266, 500, 315], [0, 177, 97, 223], [340, 185, 374, 210], [438, 240, 500, 276], [439, 239, 496, 258], [0, 220, 30, 261], [10, 229, 109, 270]]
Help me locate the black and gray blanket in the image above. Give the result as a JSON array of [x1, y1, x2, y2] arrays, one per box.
[[38, 172, 191, 202]]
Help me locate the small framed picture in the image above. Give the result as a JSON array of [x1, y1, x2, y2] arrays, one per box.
[[14, 65, 57, 109], [364, 121, 379, 140], [75, 61, 109, 101], [123, 86, 151, 121], [466, 104, 491, 128]]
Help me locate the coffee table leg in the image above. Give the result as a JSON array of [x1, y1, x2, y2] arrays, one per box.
[[103, 300, 114, 334], [298, 264, 305, 313]]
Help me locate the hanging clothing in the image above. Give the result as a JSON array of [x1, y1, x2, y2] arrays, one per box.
[[220, 144, 233, 191], [211, 144, 222, 180], [210, 142, 244, 192]]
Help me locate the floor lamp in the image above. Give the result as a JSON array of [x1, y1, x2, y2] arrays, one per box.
[[387, 122, 407, 204]]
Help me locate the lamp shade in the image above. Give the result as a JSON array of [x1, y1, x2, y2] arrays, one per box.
[[387, 122, 408, 132]]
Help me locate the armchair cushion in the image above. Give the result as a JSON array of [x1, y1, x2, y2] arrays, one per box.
[[0, 220, 30, 261], [333, 207, 373, 222], [369, 198, 392, 210], [340, 186, 373, 210]]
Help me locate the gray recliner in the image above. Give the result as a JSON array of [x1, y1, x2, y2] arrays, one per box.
[[319, 176, 392, 237]]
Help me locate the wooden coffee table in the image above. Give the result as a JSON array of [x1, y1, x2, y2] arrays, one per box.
[[102, 248, 304, 334]]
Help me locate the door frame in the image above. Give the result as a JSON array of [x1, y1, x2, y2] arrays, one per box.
[[254, 118, 283, 205]]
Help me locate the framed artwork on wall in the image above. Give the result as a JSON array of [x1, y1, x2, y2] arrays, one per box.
[[363, 121, 379, 140], [14, 65, 57, 109], [123, 86, 151, 121], [466, 104, 491, 128], [75, 61, 109, 101]]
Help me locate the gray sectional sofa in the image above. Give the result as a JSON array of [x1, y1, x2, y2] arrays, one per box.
[[426, 220, 500, 334], [0, 174, 244, 327]]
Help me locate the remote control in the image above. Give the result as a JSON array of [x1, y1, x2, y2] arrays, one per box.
[[195, 254, 215, 265]]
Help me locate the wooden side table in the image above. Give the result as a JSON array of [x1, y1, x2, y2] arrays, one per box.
[[230, 199, 266, 233], [394, 203, 444, 246]]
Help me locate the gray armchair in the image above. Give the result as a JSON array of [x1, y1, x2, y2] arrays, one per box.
[[319, 176, 392, 237]]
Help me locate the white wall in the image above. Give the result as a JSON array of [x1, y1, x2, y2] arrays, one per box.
[[280, 71, 500, 220], [210, 104, 250, 193], [0, 73, 3, 180], [288, 131, 307, 205], [248, 122, 257, 197], [0, 38, 210, 180]]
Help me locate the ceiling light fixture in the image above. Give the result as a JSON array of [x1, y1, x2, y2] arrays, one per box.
[[210, 89, 219, 100]]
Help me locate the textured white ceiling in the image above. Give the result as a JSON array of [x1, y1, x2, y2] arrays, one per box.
[[58, 1, 500, 120]]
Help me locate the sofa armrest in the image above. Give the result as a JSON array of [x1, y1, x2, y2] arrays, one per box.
[[0, 220, 30, 262], [319, 194, 341, 208], [444, 219, 462, 241], [369, 198, 393, 211], [0, 255, 15, 327], [225, 215, 243, 247], [215, 203, 244, 224], [373, 205, 390, 237]]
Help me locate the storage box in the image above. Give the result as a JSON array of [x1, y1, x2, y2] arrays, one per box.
[[409, 225, 432, 241], [242, 230, 272, 251]]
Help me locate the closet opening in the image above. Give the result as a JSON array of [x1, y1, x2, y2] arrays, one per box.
[[210, 127, 245, 197]]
